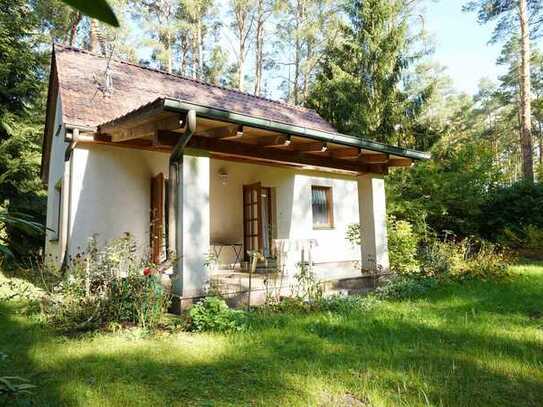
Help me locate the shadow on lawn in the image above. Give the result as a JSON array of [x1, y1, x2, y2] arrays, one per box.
[[1, 266, 543, 406]]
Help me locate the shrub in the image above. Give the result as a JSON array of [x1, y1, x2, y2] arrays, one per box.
[[188, 297, 246, 332], [261, 296, 312, 314], [498, 225, 543, 258], [375, 275, 438, 300], [291, 262, 323, 302], [345, 217, 420, 274], [317, 294, 381, 313], [39, 235, 170, 331], [419, 239, 465, 277], [388, 217, 420, 274], [419, 238, 511, 281], [480, 181, 543, 240]]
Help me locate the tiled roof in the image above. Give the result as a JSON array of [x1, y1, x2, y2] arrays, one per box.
[[54, 45, 336, 132]]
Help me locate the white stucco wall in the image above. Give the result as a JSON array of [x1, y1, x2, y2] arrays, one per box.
[[44, 95, 67, 261], [66, 144, 168, 257]]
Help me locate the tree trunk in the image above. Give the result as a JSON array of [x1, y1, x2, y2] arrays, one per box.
[[69, 12, 82, 46], [519, 0, 534, 182], [88, 19, 98, 53], [167, 31, 172, 74], [197, 21, 203, 79], [293, 1, 303, 104], [538, 120, 543, 166], [239, 47, 245, 91], [254, 0, 264, 96]]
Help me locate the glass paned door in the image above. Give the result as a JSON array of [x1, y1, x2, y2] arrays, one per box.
[[243, 182, 262, 260]]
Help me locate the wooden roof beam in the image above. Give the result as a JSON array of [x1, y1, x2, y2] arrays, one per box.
[[107, 113, 185, 142], [259, 135, 291, 147], [202, 125, 243, 140], [360, 153, 389, 164], [186, 135, 382, 173], [332, 147, 363, 159], [293, 141, 328, 153], [388, 157, 413, 167]]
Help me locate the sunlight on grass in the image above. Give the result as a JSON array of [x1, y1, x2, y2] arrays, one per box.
[[1, 262, 543, 406]]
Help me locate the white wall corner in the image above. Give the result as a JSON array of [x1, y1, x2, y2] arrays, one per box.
[[357, 173, 389, 273]]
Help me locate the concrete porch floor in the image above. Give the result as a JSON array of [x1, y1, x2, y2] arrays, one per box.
[[209, 267, 387, 308]]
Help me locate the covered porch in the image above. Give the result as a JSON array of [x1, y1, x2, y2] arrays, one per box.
[[66, 97, 428, 307]]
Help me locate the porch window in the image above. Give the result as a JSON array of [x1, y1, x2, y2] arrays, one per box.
[[311, 186, 334, 229]]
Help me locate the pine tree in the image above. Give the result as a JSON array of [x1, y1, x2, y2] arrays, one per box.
[[276, 0, 339, 104], [229, 0, 256, 91], [464, 0, 543, 182], [0, 0, 47, 257], [308, 0, 427, 145]]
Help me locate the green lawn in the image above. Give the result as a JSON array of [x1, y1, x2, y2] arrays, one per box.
[[1, 263, 543, 407]]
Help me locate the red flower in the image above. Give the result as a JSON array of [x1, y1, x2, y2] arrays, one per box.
[[143, 267, 152, 276]]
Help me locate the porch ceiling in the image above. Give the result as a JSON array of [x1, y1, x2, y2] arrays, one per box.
[[86, 97, 430, 175]]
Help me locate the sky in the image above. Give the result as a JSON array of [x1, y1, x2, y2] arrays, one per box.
[[424, 1, 511, 95], [131, 1, 540, 98]]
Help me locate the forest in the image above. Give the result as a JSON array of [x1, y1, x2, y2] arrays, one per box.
[[1, 0, 543, 261]]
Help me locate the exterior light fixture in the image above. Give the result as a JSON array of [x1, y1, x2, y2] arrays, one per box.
[[236, 125, 244, 138], [320, 143, 328, 152], [283, 135, 292, 146]]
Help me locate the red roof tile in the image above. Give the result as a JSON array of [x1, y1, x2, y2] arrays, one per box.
[[54, 45, 336, 132]]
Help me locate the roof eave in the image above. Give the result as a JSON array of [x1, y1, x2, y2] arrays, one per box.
[[161, 98, 431, 161], [97, 97, 431, 161]]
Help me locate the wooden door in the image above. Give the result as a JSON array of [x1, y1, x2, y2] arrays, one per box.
[[243, 182, 262, 259], [150, 173, 164, 264]]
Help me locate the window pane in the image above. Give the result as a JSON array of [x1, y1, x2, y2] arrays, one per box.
[[312, 187, 331, 227]]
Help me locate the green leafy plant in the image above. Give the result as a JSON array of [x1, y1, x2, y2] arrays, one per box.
[[375, 275, 438, 300], [345, 217, 420, 274], [317, 294, 381, 314], [345, 223, 361, 246], [0, 376, 36, 405], [419, 238, 511, 281], [291, 262, 323, 303], [188, 297, 246, 333], [0, 206, 43, 260], [60, 0, 119, 27], [388, 217, 420, 274], [39, 235, 170, 332], [480, 182, 543, 241]]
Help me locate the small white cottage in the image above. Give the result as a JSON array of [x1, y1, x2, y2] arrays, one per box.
[[41, 45, 429, 306]]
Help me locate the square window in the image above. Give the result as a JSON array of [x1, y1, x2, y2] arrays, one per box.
[[311, 186, 334, 228]]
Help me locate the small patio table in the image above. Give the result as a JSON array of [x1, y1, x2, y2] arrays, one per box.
[[210, 242, 244, 270]]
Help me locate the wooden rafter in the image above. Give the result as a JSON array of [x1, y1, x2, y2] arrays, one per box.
[[186, 135, 383, 173], [201, 125, 242, 140], [104, 114, 185, 142], [360, 153, 389, 164], [331, 148, 362, 159], [293, 141, 328, 153]]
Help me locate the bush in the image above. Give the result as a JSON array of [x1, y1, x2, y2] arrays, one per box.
[[419, 238, 511, 281], [39, 235, 170, 331], [375, 275, 438, 300], [480, 181, 543, 240], [498, 224, 543, 258], [388, 217, 420, 274], [188, 297, 246, 332], [317, 294, 381, 313], [345, 217, 420, 274]]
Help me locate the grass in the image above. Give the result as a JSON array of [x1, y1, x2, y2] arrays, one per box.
[[1, 262, 543, 406]]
